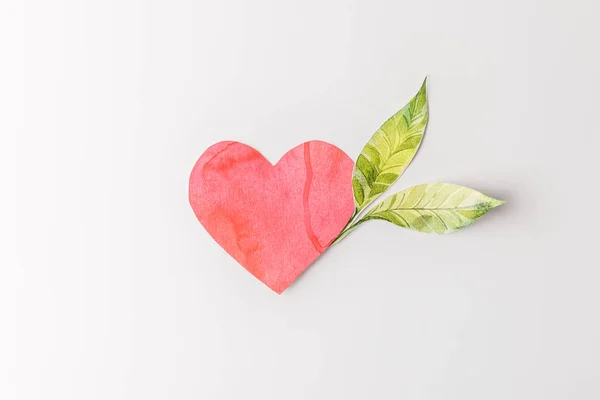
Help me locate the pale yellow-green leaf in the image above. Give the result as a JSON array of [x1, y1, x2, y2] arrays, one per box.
[[352, 78, 428, 211], [361, 183, 505, 234]]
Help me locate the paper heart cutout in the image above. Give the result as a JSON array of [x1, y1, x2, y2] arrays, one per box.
[[189, 141, 355, 293]]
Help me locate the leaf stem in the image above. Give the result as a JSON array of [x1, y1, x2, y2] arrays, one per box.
[[330, 208, 368, 246], [330, 218, 366, 246]]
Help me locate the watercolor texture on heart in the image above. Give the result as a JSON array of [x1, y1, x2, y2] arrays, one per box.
[[189, 141, 355, 294]]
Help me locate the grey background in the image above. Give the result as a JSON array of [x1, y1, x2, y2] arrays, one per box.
[[6, 0, 600, 398]]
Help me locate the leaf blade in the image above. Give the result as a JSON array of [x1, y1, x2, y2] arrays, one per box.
[[362, 183, 505, 234], [352, 79, 429, 211]]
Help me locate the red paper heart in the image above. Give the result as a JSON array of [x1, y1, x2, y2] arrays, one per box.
[[189, 141, 355, 293]]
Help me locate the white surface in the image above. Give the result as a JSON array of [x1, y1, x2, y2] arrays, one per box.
[[4, 0, 600, 398]]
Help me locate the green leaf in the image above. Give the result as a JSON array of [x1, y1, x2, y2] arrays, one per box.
[[361, 183, 505, 234], [352, 78, 428, 211]]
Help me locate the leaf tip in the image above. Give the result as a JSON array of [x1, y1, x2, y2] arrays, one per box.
[[489, 198, 506, 208]]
